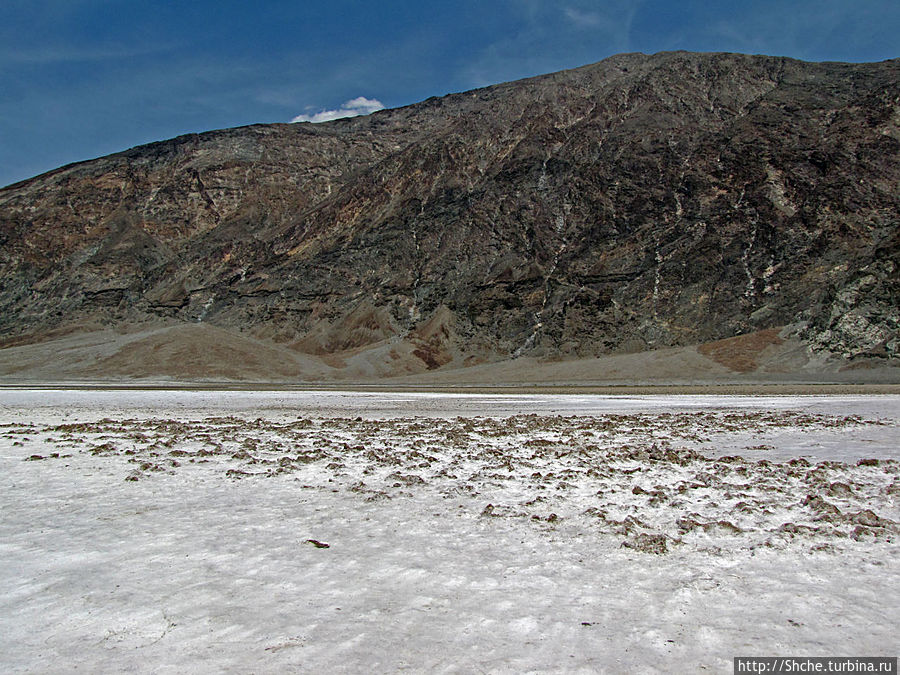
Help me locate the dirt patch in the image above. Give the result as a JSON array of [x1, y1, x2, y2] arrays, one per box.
[[88, 324, 333, 380], [3, 321, 899, 385], [698, 328, 785, 373], [0, 324, 95, 349]]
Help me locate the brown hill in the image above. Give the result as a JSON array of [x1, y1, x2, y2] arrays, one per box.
[[1, 51, 898, 382]]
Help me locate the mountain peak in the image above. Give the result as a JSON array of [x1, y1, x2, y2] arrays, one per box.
[[1, 52, 898, 382]]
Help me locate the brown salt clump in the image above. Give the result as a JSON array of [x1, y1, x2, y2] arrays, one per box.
[[621, 533, 668, 554], [848, 510, 893, 528], [826, 482, 853, 498], [710, 520, 743, 534], [802, 494, 843, 521]]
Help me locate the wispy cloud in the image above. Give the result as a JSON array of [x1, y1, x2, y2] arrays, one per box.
[[291, 96, 385, 123], [461, 0, 640, 87], [0, 42, 180, 66], [563, 7, 605, 29]]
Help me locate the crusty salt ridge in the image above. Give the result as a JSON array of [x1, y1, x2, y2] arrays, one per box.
[[1, 391, 898, 672]]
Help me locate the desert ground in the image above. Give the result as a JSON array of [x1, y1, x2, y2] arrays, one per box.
[[2, 322, 900, 387], [1, 390, 898, 673]]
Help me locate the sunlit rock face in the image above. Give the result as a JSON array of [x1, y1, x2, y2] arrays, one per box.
[[1, 51, 897, 372]]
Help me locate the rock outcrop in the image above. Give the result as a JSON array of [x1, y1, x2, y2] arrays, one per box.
[[1, 51, 897, 379]]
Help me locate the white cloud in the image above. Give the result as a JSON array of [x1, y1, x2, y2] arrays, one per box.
[[291, 96, 385, 123]]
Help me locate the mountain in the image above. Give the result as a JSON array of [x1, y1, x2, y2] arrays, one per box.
[[1, 51, 898, 382]]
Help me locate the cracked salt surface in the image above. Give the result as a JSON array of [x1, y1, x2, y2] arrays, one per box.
[[1, 391, 898, 673]]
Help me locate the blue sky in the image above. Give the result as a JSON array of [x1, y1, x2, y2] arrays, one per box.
[[1, 0, 898, 188]]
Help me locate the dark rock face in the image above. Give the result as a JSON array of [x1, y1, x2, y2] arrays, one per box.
[[1, 51, 898, 371]]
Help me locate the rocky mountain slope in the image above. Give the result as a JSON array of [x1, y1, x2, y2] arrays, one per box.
[[1, 51, 898, 381]]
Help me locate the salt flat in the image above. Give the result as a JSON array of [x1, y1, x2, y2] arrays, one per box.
[[1, 391, 898, 673]]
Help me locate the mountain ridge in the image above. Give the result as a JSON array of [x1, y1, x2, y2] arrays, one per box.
[[1, 51, 898, 381]]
